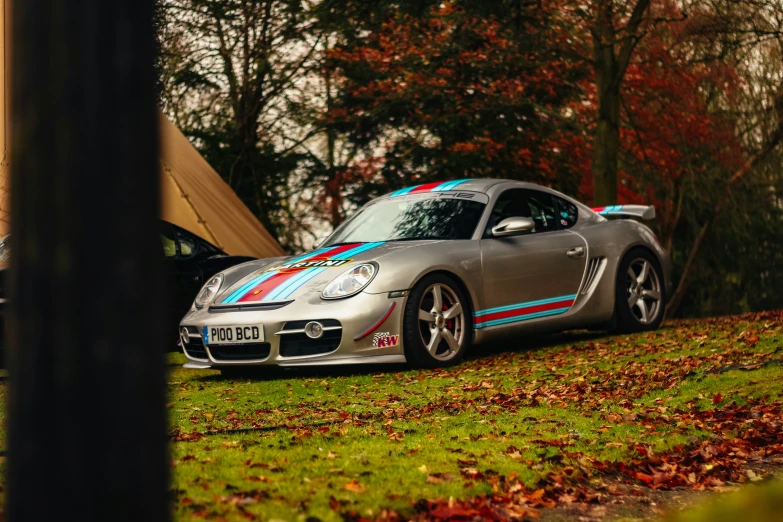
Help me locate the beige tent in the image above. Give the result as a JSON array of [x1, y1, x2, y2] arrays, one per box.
[[157, 115, 285, 258], [0, 0, 284, 259]]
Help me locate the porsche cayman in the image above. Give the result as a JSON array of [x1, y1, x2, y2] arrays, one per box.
[[179, 179, 672, 372]]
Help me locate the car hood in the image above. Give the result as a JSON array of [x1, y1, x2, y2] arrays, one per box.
[[214, 241, 428, 304]]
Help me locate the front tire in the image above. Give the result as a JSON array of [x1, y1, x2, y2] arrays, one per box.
[[614, 248, 665, 333], [403, 273, 472, 368]]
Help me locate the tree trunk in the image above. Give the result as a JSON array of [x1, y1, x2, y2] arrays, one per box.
[[592, 83, 621, 206], [590, 0, 650, 206], [591, 0, 621, 207], [6, 1, 169, 521]]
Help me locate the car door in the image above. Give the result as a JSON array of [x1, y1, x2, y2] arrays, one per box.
[[477, 189, 586, 329]]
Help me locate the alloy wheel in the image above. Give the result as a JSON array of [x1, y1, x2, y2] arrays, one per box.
[[417, 283, 465, 362], [626, 258, 662, 325]]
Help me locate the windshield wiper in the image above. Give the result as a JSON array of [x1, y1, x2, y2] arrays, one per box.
[[321, 241, 367, 248]]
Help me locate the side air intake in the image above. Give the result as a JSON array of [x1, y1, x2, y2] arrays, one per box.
[[580, 257, 606, 295]]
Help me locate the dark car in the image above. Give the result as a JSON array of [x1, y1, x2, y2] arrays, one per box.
[[0, 220, 255, 356]]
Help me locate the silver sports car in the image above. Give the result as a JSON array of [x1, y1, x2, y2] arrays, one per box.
[[179, 179, 671, 372]]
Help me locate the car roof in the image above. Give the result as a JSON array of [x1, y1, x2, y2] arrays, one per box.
[[382, 178, 554, 197]]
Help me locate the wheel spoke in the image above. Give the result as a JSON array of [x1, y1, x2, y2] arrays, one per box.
[[637, 261, 650, 285], [426, 329, 442, 354], [627, 267, 637, 284], [432, 285, 443, 311], [628, 294, 639, 308], [642, 289, 660, 301], [443, 302, 462, 320], [442, 329, 459, 352], [419, 309, 435, 322], [635, 299, 649, 323]]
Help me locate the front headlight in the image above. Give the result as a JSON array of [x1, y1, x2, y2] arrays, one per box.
[[194, 274, 224, 308], [322, 263, 377, 299]]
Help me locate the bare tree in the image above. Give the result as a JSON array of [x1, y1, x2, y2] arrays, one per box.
[[6, 0, 169, 521], [158, 0, 319, 245]]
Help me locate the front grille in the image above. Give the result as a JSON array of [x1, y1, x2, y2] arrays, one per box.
[[209, 300, 293, 313], [209, 343, 271, 361], [279, 330, 341, 357], [182, 336, 208, 360]]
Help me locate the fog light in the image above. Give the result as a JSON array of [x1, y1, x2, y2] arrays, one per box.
[[304, 321, 324, 339], [180, 327, 190, 344]]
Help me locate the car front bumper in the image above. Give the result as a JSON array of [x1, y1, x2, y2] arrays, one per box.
[[179, 291, 407, 368]]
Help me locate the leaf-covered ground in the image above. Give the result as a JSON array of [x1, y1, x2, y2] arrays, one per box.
[[3, 311, 783, 520], [162, 310, 783, 521]]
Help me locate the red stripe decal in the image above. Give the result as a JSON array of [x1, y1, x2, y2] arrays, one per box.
[[409, 182, 443, 194], [354, 302, 397, 341], [237, 272, 292, 302], [474, 299, 574, 325]]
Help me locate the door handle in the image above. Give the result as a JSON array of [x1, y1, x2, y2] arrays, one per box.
[[566, 246, 585, 259]]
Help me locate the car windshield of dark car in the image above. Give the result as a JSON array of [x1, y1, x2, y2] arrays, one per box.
[[325, 197, 486, 244]]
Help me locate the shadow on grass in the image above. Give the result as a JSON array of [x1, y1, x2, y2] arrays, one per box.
[[190, 327, 631, 384]]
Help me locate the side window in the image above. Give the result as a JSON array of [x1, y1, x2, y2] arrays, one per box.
[[555, 196, 578, 229], [524, 190, 558, 233], [161, 229, 178, 258], [485, 189, 558, 235], [177, 231, 197, 258]]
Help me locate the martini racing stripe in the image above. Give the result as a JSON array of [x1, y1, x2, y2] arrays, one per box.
[[388, 179, 472, 197], [223, 243, 360, 304], [221, 246, 337, 304], [474, 294, 576, 329], [237, 242, 361, 303], [223, 241, 387, 304], [592, 205, 623, 215], [263, 241, 386, 301]]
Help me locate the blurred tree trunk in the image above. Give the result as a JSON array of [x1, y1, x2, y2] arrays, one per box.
[[591, 0, 650, 206], [6, 0, 169, 521]]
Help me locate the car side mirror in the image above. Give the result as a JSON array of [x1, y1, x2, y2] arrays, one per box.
[[491, 217, 535, 237]]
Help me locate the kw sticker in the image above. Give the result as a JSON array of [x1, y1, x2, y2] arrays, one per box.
[[372, 332, 399, 348]]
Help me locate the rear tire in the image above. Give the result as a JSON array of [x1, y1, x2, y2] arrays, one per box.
[[403, 273, 472, 368], [614, 248, 665, 333]]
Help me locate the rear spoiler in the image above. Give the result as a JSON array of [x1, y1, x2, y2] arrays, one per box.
[[591, 205, 655, 221]]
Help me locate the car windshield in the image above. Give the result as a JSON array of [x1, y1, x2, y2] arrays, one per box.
[[325, 197, 486, 245]]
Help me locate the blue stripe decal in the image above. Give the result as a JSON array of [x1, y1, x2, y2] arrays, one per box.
[[474, 294, 577, 317], [474, 307, 571, 329], [389, 186, 417, 197], [433, 179, 471, 192], [598, 205, 623, 215], [333, 241, 386, 259], [277, 268, 328, 300], [263, 268, 319, 302], [222, 271, 277, 304]]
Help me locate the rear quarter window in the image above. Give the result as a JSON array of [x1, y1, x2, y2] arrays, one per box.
[[555, 197, 578, 229]]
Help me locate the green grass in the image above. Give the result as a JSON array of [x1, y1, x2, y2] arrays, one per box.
[[1, 311, 782, 520], [162, 312, 783, 520]]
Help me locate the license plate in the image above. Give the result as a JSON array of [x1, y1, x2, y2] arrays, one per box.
[[203, 325, 264, 345]]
